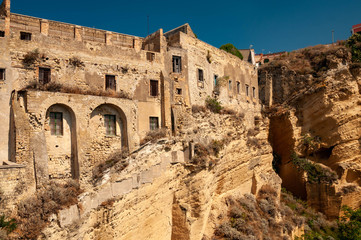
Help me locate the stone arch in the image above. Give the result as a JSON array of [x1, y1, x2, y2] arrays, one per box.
[[90, 103, 128, 151], [44, 104, 79, 179]]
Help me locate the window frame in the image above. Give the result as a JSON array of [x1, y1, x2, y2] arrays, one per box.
[[150, 79, 159, 97], [0, 68, 5, 81], [172, 56, 182, 73], [20, 32, 32, 41], [149, 117, 159, 130], [104, 114, 116, 136], [245, 84, 249, 96], [49, 112, 63, 136], [237, 82, 241, 94], [105, 75, 116, 91], [176, 88, 182, 95], [228, 80, 232, 91], [252, 87, 256, 98], [39, 67, 51, 84], [197, 69, 204, 82]]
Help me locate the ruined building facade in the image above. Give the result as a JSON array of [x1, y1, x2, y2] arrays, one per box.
[[0, 0, 259, 198]]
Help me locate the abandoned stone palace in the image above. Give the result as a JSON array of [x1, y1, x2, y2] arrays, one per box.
[[0, 0, 259, 194]]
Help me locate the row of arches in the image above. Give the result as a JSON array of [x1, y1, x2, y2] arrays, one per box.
[[44, 103, 128, 180]]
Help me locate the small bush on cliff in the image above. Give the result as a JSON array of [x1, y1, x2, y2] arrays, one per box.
[[205, 97, 222, 113], [93, 148, 129, 183], [140, 128, 167, 145], [290, 152, 338, 184], [16, 180, 82, 239], [0, 215, 17, 238], [220, 43, 243, 60], [338, 205, 361, 240], [346, 33, 361, 63]]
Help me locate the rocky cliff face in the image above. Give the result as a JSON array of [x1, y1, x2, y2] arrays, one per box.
[[34, 108, 281, 240], [259, 43, 361, 218]]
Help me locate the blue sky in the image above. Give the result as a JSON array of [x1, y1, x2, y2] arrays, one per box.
[[10, 0, 361, 54]]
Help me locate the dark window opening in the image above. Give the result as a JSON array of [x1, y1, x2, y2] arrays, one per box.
[[246, 84, 249, 96], [39, 67, 51, 84], [50, 112, 63, 136], [146, 52, 155, 62], [20, 32, 32, 41], [228, 80, 232, 90], [149, 117, 159, 130], [237, 82, 240, 94], [176, 88, 182, 95], [105, 75, 116, 91], [252, 87, 256, 98], [198, 69, 204, 81], [0, 69, 5, 81], [172, 56, 182, 73], [150, 80, 159, 96], [214, 75, 218, 87], [0, 31, 5, 37], [104, 114, 116, 136]]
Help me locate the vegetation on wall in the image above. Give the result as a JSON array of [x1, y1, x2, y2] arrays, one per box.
[[24, 81, 132, 99], [219, 43, 243, 60], [22, 49, 41, 66], [68, 56, 85, 68]]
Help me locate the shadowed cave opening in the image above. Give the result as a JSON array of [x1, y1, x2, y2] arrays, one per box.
[[269, 115, 307, 200]]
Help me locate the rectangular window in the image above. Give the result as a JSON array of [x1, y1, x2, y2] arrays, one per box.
[[214, 75, 218, 87], [228, 80, 232, 90], [39, 67, 51, 84], [149, 117, 159, 130], [104, 115, 116, 136], [50, 112, 63, 136], [20, 32, 32, 41], [105, 75, 116, 91], [176, 88, 182, 95], [252, 87, 256, 98], [0, 69, 5, 81], [0, 31, 5, 37], [237, 82, 240, 94], [198, 69, 204, 81], [172, 56, 182, 73], [150, 80, 158, 96], [146, 52, 155, 62], [246, 84, 249, 96]]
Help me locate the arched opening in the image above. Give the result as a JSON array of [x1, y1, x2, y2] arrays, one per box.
[[45, 104, 79, 179], [89, 104, 128, 164]]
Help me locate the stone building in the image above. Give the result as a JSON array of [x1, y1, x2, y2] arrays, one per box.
[[0, 0, 258, 194]]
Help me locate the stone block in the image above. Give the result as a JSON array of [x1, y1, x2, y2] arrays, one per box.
[[80, 194, 99, 216], [111, 178, 133, 197], [151, 164, 162, 178], [58, 205, 80, 228], [96, 185, 113, 205], [140, 169, 153, 184], [171, 151, 184, 164]]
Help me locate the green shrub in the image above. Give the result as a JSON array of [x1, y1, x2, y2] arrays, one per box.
[[0, 215, 17, 233], [338, 205, 361, 240], [290, 152, 338, 184], [346, 33, 361, 63], [205, 96, 222, 113], [220, 43, 244, 60]]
